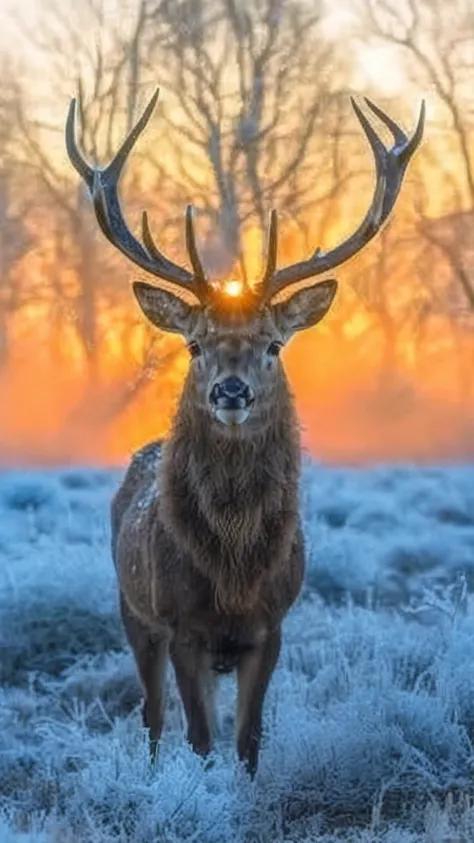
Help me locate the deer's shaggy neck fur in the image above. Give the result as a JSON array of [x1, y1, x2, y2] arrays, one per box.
[[159, 369, 302, 613]]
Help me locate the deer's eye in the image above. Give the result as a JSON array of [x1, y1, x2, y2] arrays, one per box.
[[187, 341, 202, 358], [267, 341, 283, 357]]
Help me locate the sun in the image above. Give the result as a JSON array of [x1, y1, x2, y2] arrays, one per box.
[[224, 280, 243, 297]]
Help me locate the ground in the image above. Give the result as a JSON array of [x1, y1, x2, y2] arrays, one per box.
[[1, 458, 474, 842]]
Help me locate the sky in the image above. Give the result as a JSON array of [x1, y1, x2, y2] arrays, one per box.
[[0, 0, 409, 96]]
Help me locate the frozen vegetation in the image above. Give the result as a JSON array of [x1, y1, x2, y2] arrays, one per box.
[[1, 459, 474, 841]]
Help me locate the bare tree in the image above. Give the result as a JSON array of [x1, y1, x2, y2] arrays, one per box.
[[141, 0, 355, 279], [11, 0, 166, 391], [358, 0, 474, 305], [12, 0, 359, 382], [0, 59, 33, 367], [3, 0, 387, 460]]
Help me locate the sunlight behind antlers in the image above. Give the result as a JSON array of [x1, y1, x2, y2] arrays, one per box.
[[223, 280, 243, 297]]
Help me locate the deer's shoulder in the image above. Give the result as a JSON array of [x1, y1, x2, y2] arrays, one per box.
[[111, 439, 164, 546]]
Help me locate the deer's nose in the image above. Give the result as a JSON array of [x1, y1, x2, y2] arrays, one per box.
[[220, 376, 247, 398], [210, 376, 254, 409]]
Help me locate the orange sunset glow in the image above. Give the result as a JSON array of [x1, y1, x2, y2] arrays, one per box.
[[224, 281, 244, 298], [0, 0, 472, 467]]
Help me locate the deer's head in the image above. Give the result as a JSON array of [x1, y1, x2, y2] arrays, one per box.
[[130, 273, 336, 429], [66, 89, 424, 433]]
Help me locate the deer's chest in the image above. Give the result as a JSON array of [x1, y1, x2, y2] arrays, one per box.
[[171, 560, 296, 666], [175, 598, 269, 673]]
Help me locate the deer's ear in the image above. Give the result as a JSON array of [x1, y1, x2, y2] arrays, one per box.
[[272, 279, 337, 339], [133, 281, 199, 335]]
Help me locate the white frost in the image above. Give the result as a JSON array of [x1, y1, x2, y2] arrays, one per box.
[[1, 460, 474, 840]]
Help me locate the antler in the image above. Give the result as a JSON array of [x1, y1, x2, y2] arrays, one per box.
[[65, 88, 211, 303], [259, 97, 425, 302]]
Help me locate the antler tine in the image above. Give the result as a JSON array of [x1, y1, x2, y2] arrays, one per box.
[[105, 88, 160, 179], [65, 88, 211, 301], [185, 205, 209, 297], [364, 97, 426, 162], [259, 209, 278, 297], [65, 98, 95, 191], [260, 98, 425, 302], [362, 97, 408, 148]]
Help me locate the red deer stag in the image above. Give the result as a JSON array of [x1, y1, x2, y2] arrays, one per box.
[[66, 89, 424, 775]]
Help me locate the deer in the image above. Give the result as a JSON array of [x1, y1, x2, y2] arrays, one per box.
[[65, 89, 424, 776]]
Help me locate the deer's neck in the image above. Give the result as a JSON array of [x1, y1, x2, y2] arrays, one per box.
[[159, 376, 301, 611]]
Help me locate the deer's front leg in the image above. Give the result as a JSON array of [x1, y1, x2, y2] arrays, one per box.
[[169, 639, 215, 756], [119, 594, 168, 761], [236, 627, 281, 777]]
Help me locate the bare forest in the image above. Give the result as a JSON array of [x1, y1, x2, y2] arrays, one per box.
[[0, 0, 473, 464]]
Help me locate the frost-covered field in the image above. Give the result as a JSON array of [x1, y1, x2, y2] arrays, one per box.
[[2, 459, 474, 842]]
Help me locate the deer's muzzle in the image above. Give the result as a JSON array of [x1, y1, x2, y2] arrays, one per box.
[[209, 376, 255, 425]]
